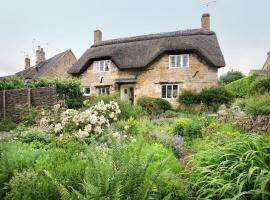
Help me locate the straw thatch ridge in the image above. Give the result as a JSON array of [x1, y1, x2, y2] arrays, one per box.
[[68, 29, 225, 74]]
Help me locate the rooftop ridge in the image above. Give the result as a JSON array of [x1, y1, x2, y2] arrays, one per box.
[[92, 28, 215, 47]]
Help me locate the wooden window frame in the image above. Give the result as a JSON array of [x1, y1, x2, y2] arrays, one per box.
[[169, 54, 189, 68], [93, 60, 111, 73], [161, 84, 179, 99]]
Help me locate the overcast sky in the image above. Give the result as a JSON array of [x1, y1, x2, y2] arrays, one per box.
[[0, 0, 269, 76]]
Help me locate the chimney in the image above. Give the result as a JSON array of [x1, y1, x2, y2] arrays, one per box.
[[25, 55, 30, 69], [94, 30, 102, 44], [36, 45, 46, 65], [201, 13, 210, 31]]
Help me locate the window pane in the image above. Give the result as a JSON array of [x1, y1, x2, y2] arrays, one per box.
[[170, 56, 175, 67], [93, 62, 98, 72], [105, 60, 110, 71], [173, 85, 178, 98], [182, 55, 189, 67], [97, 88, 101, 95], [161, 85, 166, 98], [84, 87, 90, 94], [106, 87, 110, 95], [176, 55, 181, 67], [99, 61, 105, 71], [167, 85, 172, 98]]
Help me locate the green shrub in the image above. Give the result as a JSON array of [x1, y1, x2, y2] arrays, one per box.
[[219, 70, 245, 85], [249, 75, 270, 95], [7, 170, 59, 200], [0, 119, 17, 131], [116, 117, 140, 136], [190, 135, 270, 200], [199, 87, 234, 109], [183, 121, 202, 139], [178, 90, 199, 105], [0, 141, 45, 198], [0, 76, 25, 90], [137, 96, 171, 114], [178, 87, 234, 111], [225, 74, 264, 97], [240, 93, 270, 116], [173, 118, 192, 135]]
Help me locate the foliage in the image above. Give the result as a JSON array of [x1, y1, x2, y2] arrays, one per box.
[[240, 93, 270, 116], [177, 90, 199, 105], [225, 73, 265, 97], [84, 95, 144, 120], [0, 76, 25, 90], [0, 141, 45, 198], [116, 117, 140, 136], [190, 135, 270, 200], [219, 70, 245, 85], [28, 78, 83, 108], [249, 75, 270, 95], [178, 87, 234, 111], [137, 96, 172, 114], [173, 118, 191, 135], [73, 138, 185, 200], [0, 119, 17, 131], [173, 118, 202, 139]]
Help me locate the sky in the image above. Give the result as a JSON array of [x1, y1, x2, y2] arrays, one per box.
[[0, 0, 269, 76]]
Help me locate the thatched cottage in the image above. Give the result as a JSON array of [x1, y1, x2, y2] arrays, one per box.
[[17, 47, 77, 80], [69, 13, 225, 105]]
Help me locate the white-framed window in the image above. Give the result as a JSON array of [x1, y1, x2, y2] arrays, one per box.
[[161, 84, 179, 99], [97, 86, 110, 95], [83, 87, 91, 96], [169, 54, 189, 68], [93, 60, 111, 72]]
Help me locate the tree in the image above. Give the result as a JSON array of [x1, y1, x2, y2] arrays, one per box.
[[219, 70, 245, 85]]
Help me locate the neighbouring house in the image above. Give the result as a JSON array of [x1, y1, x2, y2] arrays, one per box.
[[69, 13, 225, 106], [17, 46, 77, 80], [249, 51, 270, 75]]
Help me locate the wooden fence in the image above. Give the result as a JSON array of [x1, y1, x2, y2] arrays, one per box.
[[0, 87, 57, 121]]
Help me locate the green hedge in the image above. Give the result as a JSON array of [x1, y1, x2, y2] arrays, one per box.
[[224, 74, 267, 97], [178, 87, 234, 111], [137, 96, 171, 114], [0, 76, 83, 108], [249, 75, 270, 95]]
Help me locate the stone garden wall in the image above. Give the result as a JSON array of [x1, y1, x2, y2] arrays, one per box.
[[218, 105, 270, 134], [0, 87, 57, 121]]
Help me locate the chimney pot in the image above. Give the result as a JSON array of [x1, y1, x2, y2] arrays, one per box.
[[36, 46, 46, 65], [94, 30, 102, 44], [201, 13, 210, 31], [25, 55, 30, 69]]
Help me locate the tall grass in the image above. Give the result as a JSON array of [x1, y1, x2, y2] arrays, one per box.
[[189, 135, 270, 200]]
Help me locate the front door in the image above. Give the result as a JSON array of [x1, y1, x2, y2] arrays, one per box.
[[120, 85, 135, 104]]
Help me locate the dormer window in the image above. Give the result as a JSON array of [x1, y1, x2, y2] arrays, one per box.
[[169, 54, 189, 68], [93, 60, 111, 72]]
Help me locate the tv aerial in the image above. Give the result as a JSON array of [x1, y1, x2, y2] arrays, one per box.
[[201, 0, 217, 12]]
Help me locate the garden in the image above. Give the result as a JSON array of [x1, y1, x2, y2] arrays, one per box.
[[0, 74, 269, 200]]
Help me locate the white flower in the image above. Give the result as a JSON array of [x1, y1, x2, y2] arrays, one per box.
[[94, 126, 102, 134], [40, 118, 49, 129], [98, 115, 106, 125], [109, 112, 115, 119], [112, 131, 121, 140], [123, 134, 128, 139], [84, 124, 92, 132], [54, 123, 63, 133], [124, 125, 129, 131], [90, 115, 98, 125], [74, 129, 89, 138], [53, 104, 61, 111], [130, 136, 136, 143]]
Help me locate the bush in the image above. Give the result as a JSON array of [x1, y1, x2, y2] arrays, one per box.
[[240, 93, 270, 116], [225, 74, 264, 97], [116, 117, 140, 136], [249, 75, 270, 95], [137, 96, 171, 114], [183, 121, 202, 139], [178, 87, 234, 111], [173, 118, 191, 135], [219, 70, 245, 85], [190, 135, 270, 199], [0, 76, 25, 90], [178, 90, 199, 105], [28, 78, 84, 108], [199, 87, 234, 109], [0, 119, 17, 131]]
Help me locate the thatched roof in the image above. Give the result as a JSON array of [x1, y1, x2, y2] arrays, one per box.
[[17, 49, 72, 80], [68, 29, 225, 74]]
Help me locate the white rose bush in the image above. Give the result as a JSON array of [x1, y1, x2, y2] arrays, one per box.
[[39, 100, 121, 139]]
